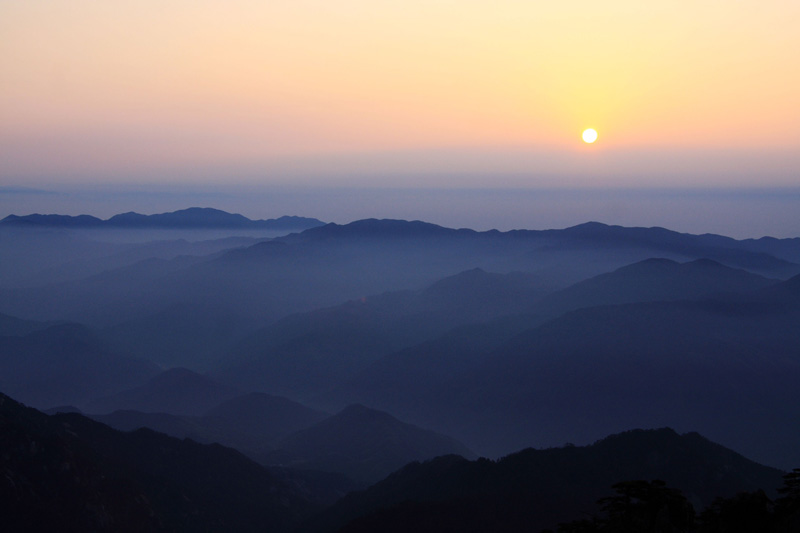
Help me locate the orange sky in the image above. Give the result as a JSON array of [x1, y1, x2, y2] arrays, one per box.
[[1, 1, 799, 187]]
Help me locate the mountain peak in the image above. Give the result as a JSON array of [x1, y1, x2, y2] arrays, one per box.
[[338, 403, 395, 420], [270, 403, 474, 485], [685, 258, 725, 268], [291, 218, 469, 241], [107, 208, 255, 228], [151, 366, 207, 383], [638, 257, 680, 266], [566, 221, 611, 231]]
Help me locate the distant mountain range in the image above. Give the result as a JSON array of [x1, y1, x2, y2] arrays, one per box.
[[3, 214, 800, 478], [2, 218, 798, 330], [284, 218, 800, 272], [0, 207, 324, 230]]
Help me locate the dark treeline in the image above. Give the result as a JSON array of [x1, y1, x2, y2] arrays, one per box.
[[336, 471, 800, 533], [550, 471, 800, 533]]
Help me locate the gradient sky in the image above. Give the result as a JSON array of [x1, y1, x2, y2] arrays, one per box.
[[2, 1, 799, 190]]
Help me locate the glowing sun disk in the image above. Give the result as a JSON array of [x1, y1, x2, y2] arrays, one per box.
[[582, 128, 598, 143]]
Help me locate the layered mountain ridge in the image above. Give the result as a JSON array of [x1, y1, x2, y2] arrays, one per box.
[[3, 212, 800, 531]]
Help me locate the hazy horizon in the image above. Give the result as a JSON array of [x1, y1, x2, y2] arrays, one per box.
[[3, 2, 798, 241], [2, 183, 798, 240]]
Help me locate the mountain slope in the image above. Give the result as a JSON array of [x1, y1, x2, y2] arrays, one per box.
[[319, 312, 546, 418], [378, 282, 800, 466], [100, 302, 257, 369], [203, 393, 329, 449], [91, 392, 330, 458], [262, 404, 475, 486], [321, 258, 783, 445], [0, 393, 161, 531], [538, 257, 777, 314], [553, 222, 798, 275], [213, 268, 547, 398], [0, 324, 158, 409], [0, 312, 59, 336], [0, 391, 324, 532], [85, 367, 240, 415]]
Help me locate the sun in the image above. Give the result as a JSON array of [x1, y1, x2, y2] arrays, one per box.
[[582, 128, 598, 144]]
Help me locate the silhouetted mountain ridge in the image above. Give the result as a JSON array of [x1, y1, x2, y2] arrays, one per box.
[[1, 208, 324, 230], [287, 218, 470, 241], [0, 213, 105, 227]]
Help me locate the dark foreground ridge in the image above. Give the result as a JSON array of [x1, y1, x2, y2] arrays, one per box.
[[302, 428, 786, 533], [0, 391, 334, 532], [3, 388, 797, 532]]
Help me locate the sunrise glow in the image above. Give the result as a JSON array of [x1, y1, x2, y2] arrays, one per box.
[[1, 1, 799, 187]]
